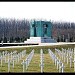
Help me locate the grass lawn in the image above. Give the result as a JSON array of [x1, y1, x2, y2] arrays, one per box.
[[0, 44, 74, 73]]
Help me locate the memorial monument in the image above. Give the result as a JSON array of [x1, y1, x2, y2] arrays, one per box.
[[24, 20, 56, 43]]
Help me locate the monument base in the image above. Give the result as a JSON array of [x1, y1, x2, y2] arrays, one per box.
[[24, 37, 57, 44]]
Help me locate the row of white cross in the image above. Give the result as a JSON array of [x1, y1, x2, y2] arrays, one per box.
[[0, 50, 34, 72], [8, 50, 26, 72], [21, 49, 44, 73], [21, 49, 34, 72], [0, 48, 75, 72], [0, 50, 26, 72], [55, 48, 74, 70], [0, 50, 17, 66], [48, 49, 64, 73]]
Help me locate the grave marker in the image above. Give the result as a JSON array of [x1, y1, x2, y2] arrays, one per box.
[[21, 60, 26, 72], [74, 47, 75, 71], [25, 50, 34, 70], [0, 56, 2, 67], [40, 49, 44, 73], [8, 59, 10, 72]]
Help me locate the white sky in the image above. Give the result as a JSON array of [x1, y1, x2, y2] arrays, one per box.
[[0, 2, 75, 22]]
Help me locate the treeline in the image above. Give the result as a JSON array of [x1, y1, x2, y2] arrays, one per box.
[[0, 18, 30, 43], [52, 21, 75, 42], [0, 18, 75, 43]]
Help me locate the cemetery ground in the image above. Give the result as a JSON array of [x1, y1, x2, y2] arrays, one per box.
[[0, 44, 75, 73]]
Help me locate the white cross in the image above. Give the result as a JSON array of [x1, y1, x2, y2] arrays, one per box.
[[0, 56, 2, 67], [69, 56, 72, 68], [4, 54, 7, 63], [8, 59, 10, 72], [57, 59, 59, 70], [10, 52, 13, 60], [40, 49, 44, 73], [59, 61, 62, 73], [74, 47, 75, 71], [21, 60, 26, 72], [59, 63, 64, 73], [25, 50, 34, 70], [67, 50, 69, 64], [2, 51, 4, 58], [12, 56, 15, 68]]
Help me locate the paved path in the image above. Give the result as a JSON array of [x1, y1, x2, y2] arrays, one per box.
[[0, 42, 75, 49]]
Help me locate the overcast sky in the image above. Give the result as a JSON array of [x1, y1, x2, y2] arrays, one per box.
[[0, 2, 75, 22]]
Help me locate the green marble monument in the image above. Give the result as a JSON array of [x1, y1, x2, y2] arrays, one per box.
[[30, 20, 52, 37], [25, 20, 56, 43]]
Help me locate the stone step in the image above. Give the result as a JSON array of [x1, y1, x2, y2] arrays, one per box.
[[24, 37, 56, 43]]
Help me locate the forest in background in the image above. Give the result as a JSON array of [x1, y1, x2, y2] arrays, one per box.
[[0, 18, 75, 43]]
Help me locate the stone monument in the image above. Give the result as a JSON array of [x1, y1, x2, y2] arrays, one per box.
[[24, 20, 56, 43]]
